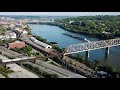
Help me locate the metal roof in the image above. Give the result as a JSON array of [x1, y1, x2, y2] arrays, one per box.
[[35, 40, 52, 48], [30, 37, 52, 48]]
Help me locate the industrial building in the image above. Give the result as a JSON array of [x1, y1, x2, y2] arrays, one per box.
[[8, 41, 25, 49], [30, 37, 52, 49]]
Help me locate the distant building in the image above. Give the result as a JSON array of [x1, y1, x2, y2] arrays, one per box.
[[15, 27, 23, 32], [0, 31, 17, 40], [22, 30, 28, 34], [7, 32, 17, 39], [0, 35, 8, 40], [69, 21, 74, 24], [8, 41, 25, 49], [15, 27, 28, 34]]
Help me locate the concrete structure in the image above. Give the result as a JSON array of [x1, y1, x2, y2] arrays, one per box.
[[30, 37, 52, 49], [86, 50, 89, 60], [0, 54, 36, 65], [8, 41, 25, 49]]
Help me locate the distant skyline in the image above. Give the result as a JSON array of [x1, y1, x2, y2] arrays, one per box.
[[0, 12, 120, 16]]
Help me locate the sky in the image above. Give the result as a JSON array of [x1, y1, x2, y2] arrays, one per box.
[[0, 12, 120, 16]]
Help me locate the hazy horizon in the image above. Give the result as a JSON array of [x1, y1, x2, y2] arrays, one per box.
[[0, 12, 120, 16]]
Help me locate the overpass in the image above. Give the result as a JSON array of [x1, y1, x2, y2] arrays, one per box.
[[63, 38, 120, 59], [0, 54, 37, 65]]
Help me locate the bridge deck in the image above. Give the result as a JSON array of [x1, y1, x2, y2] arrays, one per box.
[[0, 54, 37, 65], [64, 38, 120, 55]]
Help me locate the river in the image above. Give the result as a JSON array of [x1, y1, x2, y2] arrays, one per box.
[[29, 24, 120, 68]]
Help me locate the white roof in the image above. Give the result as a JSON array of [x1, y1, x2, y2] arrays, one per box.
[[35, 40, 52, 48], [30, 37, 52, 48]]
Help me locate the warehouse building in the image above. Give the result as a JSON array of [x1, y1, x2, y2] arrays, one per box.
[[8, 41, 25, 49], [30, 37, 52, 49]]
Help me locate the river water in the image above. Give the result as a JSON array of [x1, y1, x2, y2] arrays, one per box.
[[29, 24, 120, 68]]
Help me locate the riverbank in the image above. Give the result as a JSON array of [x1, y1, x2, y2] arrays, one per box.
[[27, 22, 108, 40]]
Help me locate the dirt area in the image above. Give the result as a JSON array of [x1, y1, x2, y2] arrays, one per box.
[[7, 64, 39, 78]]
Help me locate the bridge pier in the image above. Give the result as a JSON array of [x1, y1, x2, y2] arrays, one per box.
[[105, 47, 110, 57], [86, 51, 89, 60], [105, 47, 110, 64]]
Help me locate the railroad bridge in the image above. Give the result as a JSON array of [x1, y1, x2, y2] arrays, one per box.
[[63, 38, 120, 60]]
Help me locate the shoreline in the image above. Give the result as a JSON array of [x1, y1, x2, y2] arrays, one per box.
[[27, 22, 105, 40]]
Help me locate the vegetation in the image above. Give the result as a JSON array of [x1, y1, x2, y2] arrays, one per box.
[[97, 65, 120, 78], [33, 35, 47, 43], [0, 26, 6, 34], [24, 25, 31, 31], [11, 45, 32, 56], [32, 52, 46, 61], [52, 45, 65, 53], [22, 63, 59, 78], [0, 40, 8, 45], [0, 66, 13, 78], [68, 53, 120, 78], [55, 15, 120, 40]]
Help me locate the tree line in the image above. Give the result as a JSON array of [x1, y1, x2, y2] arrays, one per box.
[[54, 15, 120, 40]]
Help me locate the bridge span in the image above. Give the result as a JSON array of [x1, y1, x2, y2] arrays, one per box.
[[63, 38, 120, 59]]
